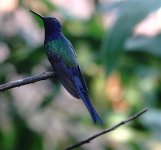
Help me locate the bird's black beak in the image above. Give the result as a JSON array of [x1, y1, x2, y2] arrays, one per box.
[[29, 10, 44, 20]]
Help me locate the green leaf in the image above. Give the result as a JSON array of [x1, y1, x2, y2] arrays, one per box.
[[125, 34, 161, 57], [100, 0, 161, 74]]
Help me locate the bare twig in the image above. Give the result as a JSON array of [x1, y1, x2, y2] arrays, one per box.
[[0, 71, 55, 92], [64, 108, 148, 150], [0, 72, 148, 150]]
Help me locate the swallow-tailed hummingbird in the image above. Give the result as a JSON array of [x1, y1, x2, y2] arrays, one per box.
[[30, 10, 103, 125]]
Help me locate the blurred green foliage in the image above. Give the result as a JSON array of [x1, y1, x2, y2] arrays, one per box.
[[0, 0, 161, 150]]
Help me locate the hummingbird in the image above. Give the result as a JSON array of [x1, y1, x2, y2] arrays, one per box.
[[30, 10, 103, 125]]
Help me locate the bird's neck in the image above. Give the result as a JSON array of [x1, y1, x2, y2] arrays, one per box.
[[44, 22, 62, 44], [44, 31, 61, 44]]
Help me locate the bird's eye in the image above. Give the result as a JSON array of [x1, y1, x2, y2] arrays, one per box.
[[50, 19, 54, 23]]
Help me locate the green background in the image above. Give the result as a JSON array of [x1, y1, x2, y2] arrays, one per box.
[[0, 0, 161, 150]]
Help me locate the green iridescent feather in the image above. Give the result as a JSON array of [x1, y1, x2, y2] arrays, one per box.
[[44, 37, 77, 67]]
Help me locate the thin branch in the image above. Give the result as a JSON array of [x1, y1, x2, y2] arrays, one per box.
[[0, 72, 148, 150], [0, 71, 55, 92], [64, 108, 148, 150]]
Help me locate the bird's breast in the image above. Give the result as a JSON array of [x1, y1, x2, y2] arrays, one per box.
[[45, 39, 77, 67]]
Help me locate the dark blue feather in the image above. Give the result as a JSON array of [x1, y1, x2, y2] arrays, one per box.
[[47, 51, 79, 99], [72, 67, 103, 125]]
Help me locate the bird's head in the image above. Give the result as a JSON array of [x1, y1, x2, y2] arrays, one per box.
[[30, 10, 61, 39]]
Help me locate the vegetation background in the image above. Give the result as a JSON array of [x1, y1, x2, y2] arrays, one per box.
[[0, 0, 161, 150]]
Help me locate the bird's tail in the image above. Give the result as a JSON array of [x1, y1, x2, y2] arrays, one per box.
[[73, 75, 103, 125], [80, 92, 103, 125]]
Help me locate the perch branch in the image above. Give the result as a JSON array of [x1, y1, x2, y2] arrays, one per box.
[[64, 108, 148, 150], [0, 72, 148, 150], [0, 71, 55, 92]]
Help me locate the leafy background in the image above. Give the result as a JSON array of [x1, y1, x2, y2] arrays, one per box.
[[0, 0, 161, 150]]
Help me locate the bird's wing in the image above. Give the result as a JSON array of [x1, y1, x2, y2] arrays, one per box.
[[73, 66, 88, 91], [69, 41, 77, 57], [47, 50, 80, 99]]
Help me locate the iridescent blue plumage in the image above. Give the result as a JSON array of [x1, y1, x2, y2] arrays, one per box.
[[30, 10, 103, 125]]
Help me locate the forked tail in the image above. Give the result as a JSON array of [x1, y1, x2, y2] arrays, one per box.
[[73, 75, 103, 125], [80, 92, 103, 125]]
